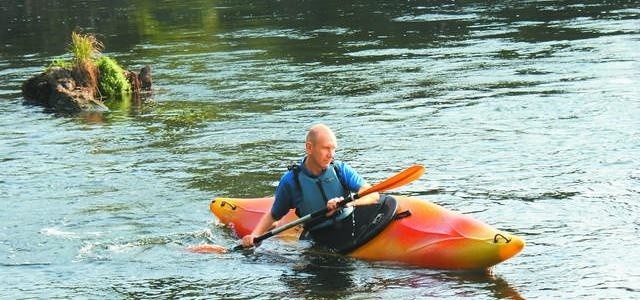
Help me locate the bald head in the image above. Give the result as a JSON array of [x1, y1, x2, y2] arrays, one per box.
[[306, 123, 336, 145]]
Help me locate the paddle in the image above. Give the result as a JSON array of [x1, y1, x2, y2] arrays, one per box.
[[188, 164, 425, 254]]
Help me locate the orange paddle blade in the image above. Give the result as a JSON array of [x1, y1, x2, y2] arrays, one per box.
[[358, 165, 425, 198], [187, 244, 228, 253]]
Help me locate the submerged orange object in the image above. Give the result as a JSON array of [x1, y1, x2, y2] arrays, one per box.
[[210, 196, 524, 270], [187, 244, 228, 253]]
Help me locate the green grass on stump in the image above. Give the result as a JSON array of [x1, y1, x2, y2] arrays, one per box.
[[96, 56, 131, 99]]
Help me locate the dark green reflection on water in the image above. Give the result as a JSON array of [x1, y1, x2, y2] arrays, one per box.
[[3, 1, 636, 58], [1, 0, 222, 55]]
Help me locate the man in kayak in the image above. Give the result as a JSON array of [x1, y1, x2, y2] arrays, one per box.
[[241, 123, 379, 247]]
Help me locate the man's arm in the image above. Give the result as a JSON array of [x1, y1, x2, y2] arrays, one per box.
[[326, 184, 379, 213], [351, 184, 379, 206], [338, 162, 379, 205], [241, 213, 278, 247]]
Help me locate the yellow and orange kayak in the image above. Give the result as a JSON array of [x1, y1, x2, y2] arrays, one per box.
[[210, 196, 524, 270]]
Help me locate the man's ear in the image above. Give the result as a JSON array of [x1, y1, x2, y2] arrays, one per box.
[[305, 141, 312, 154]]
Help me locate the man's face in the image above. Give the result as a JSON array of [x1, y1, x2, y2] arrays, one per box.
[[307, 132, 337, 170]]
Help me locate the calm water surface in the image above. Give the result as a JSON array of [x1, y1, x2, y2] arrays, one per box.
[[1, 1, 639, 299]]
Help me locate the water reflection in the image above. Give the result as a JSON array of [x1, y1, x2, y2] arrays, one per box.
[[281, 251, 356, 299], [0, 0, 220, 56], [4, 0, 637, 58], [112, 276, 218, 299], [275, 245, 525, 299], [444, 271, 526, 300]]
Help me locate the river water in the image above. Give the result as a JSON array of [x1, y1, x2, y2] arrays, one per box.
[[1, 1, 639, 299]]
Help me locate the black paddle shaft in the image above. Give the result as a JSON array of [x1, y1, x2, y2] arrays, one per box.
[[232, 193, 360, 251]]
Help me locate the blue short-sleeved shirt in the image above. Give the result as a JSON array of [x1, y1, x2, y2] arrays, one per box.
[[270, 159, 365, 220]]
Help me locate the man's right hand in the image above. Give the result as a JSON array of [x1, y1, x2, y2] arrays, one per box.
[[240, 214, 278, 248], [326, 196, 344, 217], [241, 234, 256, 247]]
